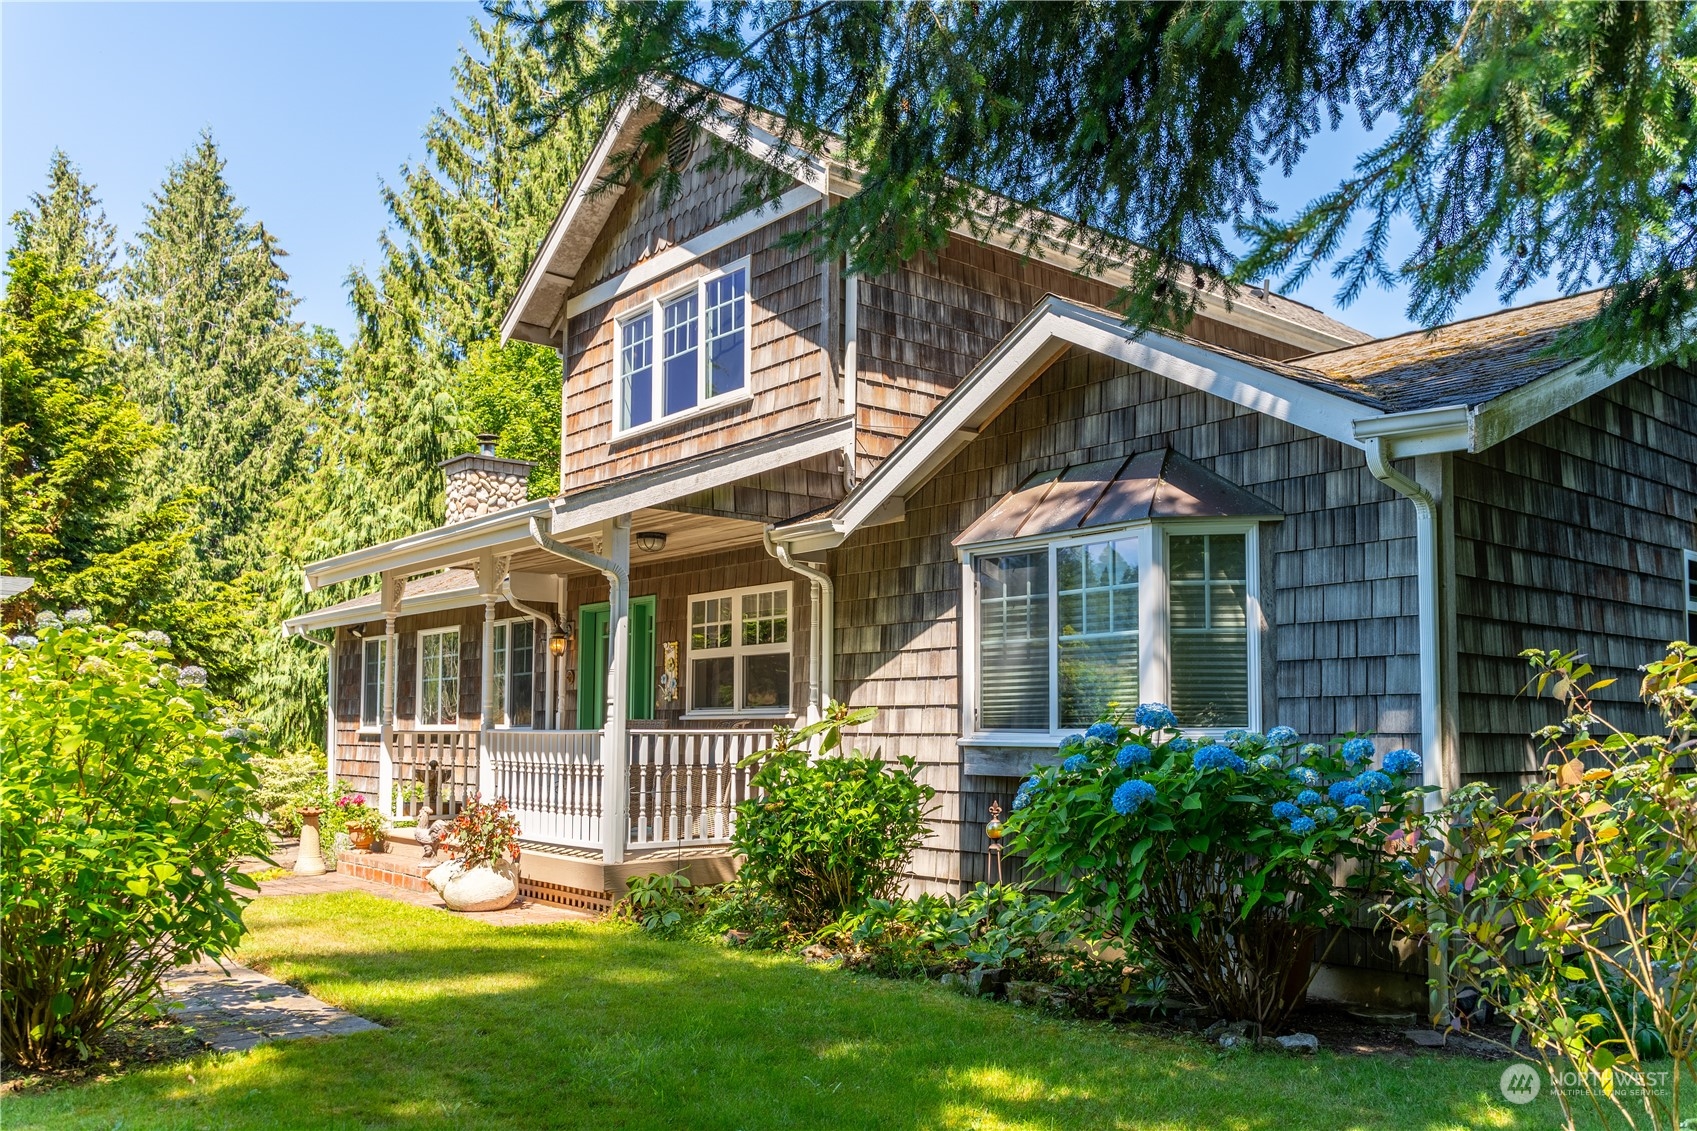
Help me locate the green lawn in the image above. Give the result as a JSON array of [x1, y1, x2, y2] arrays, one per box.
[[7, 892, 1580, 1130]]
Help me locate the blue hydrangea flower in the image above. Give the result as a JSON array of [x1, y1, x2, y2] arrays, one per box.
[[1396, 859, 1419, 876], [177, 665, 208, 688], [143, 629, 171, 647], [1255, 753, 1283, 771], [1298, 742, 1327, 761], [34, 611, 62, 629], [1222, 728, 1250, 747], [1134, 703, 1178, 730], [1112, 778, 1156, 815], [1296, 789, 1321, 807], [1062, 753, 1091, 773], [1289, 766, 1321, 788], [1240, 731, 1266, 747], [1086, 722, 1120, 743], [1013, 775, 1042, 811], [1341, 737, 1376, 765], [1060, 734, 1086, 752], [11, 633, 39, 651], [1289, 816, 1317, 835], [1327, 778, 1359, 804], [1266, 725, 1300, 747], [1193, 744, 1248, 773], [1449, 879, 1466, 896], [1313, 805, 1339, 824], [1354, 770, 1392, 795], [1270, 801, 1301, 821], [1116, 743, 1152, 770], [1168, 737, 1195, 754], [1343, 792, 1371, 810], [221, 725, 248, 742], [1382, 749, 1422, 776]]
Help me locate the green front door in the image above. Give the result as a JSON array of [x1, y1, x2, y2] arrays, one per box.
[[577, 596, 655, 729]]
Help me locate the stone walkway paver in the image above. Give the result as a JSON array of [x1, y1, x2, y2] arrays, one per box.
[[163, 960, 383, 1052]]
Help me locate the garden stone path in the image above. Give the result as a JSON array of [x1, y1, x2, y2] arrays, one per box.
[[162, 960, 383, 1053]]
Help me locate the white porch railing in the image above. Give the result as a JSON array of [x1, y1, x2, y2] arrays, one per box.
[[392, 731, 478, 820], [487, 730, 604, 848], [628, 729, 771, 849]]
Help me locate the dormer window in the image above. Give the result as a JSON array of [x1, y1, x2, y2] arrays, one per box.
[[617, 261, 749, 434]]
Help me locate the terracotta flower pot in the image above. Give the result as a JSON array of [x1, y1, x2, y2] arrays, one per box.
[[347, 828, 376, 852], [427, 857, 520, 912]]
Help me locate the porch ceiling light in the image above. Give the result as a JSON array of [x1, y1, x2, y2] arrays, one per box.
[[635, 530, 668, 554]]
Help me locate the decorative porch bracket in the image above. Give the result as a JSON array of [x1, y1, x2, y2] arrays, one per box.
[[529, 514, 632, 864]]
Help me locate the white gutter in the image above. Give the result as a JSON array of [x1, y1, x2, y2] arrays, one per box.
[[764, 529, 833, 721], [841, 265, 858, 489], [530, 515, 631, 864], [288, 625, 338, 794]]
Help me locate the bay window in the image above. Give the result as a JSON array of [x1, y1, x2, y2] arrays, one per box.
[[417, 627, 460, 728], [618, 261, 749, 432], [966, 525, 1259, 736], [491, 618, 535, 729], [688, 582, 791, 714]]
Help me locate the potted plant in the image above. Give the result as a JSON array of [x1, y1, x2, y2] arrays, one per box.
[[427, 794, 521, 912], [335, 792, 385, 851]]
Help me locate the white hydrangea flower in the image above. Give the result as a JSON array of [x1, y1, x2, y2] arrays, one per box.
[[176, 664, 208, 688], [34, 611, 62, 629], [63, 608, 93, 625]]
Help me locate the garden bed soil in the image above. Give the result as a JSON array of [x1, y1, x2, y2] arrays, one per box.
[[0, 1016, 204, 1094], [1141, 1001, 1527, 1060]]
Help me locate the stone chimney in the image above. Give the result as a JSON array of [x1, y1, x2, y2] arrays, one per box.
[[440, 434, 533, 524]]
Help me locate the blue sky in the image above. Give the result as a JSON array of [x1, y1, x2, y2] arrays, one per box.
[[4, 2, 1561, 344]]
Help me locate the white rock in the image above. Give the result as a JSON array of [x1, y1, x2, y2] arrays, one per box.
[[1275, 1033, 1319, 1054], [427, 857, 519, 912]]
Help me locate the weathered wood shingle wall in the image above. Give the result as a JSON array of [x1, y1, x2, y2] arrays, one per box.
[[830, 346, 1421, 892], [1454, 363, 1697, 792]]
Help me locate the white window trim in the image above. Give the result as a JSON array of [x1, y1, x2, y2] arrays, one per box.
[[683, 580, 796, 719], [357, 636, 387, 737], [490, 616, 537, 730], [959, 519, 1262, 743], [1685, 549, 1697, 639], [415, 626, 462, 731], [612, 258, 753, 439]]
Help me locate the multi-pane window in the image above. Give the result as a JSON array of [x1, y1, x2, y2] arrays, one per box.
[[418, 627, 460, 727], [617, 263, 749, 432], [970, 526, 1255, 735], [1686, 550, 1697, 642], [491, 619, 535, 729], [1169, 533, 1249, 728], [359, 637, 387, 730], [688, 583, 791, 713]]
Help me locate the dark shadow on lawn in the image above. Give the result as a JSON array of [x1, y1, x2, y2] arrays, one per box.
[[6, 891, 1580, 1131]]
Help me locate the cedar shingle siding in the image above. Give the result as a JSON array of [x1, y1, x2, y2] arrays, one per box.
[[832, 346, 1420, 890], [1453, 363, 1697, 793]]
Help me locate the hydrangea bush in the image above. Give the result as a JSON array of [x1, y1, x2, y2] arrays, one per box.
[[1004, 705, 1429, 1027]]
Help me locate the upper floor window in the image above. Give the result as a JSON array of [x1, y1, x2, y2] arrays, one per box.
[[618, 262, 748, 433], [418, 627, 460, 728], [359, 636, 387, 731], [967, 526, 1258, 737], [688, 582, 791, 714], [491, 618, 535, 729]]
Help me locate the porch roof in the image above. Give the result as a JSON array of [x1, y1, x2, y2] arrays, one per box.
[[295, 417, 852, 598]]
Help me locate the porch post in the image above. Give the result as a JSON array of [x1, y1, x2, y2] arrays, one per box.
[[479, 593, 497, 793], [602, 517, 631, 864], [379, 610, 397, 819], [325, 633, 338, 789]]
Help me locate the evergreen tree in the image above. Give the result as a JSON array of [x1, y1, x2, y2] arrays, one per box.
[[516, 0, 1696, 364], [8, 151, 117, 294], [115, 132, 312, 581]]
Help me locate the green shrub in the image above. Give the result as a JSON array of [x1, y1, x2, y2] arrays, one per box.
[[1005, 708, 1427, 1028], [250, 743, 325, 835], [1383, 645, 1697, 1131], [0, 616, 268, 1068], [732, 701, 934, 929], [825, 882, 1080, 977], [617, 871, 697, 935]]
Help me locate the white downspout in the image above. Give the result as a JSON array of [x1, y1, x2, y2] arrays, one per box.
[[764, 530, 834, 720], [1363, 435, 1451, 1026], [290, 626, 337, 792], [841, 264, 858, 490], [531, 515, 630, 864]]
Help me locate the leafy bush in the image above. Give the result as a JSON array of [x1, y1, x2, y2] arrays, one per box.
[[1005, 707, 1427, 1028], [732, 702, 934, 929], [448, 794, 520, 867], [617, 872, 698, 934], [250, 744, 326, 835], [1383, 645, 1697, 1131], [0, 616, 268, 1067], [825, 882, 1079, 976]]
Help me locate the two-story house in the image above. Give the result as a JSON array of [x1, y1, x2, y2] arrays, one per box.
[[285, 90, 1696, 945]]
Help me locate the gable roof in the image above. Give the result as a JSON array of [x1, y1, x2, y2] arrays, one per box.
[[500, 83, 1370, 354], [770, 292, 1649, 554]]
